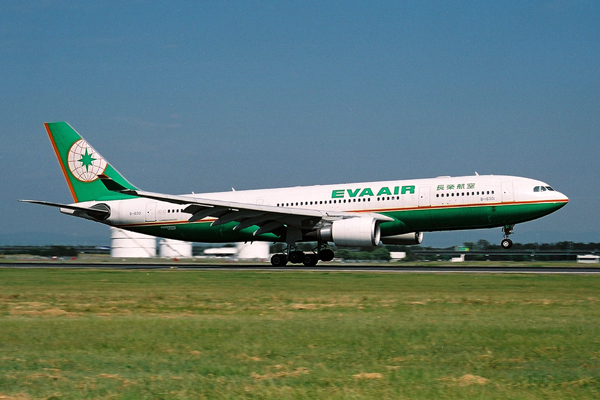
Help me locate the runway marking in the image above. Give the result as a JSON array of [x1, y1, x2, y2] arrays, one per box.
[[2, 262, 600, 274]]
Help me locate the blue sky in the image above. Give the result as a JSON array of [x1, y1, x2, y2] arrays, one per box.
[[1, 1, 598, 246]]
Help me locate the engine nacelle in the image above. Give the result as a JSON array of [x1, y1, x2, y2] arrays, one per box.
[[318, 217, 381, 247], [380, 232, 423, 245]]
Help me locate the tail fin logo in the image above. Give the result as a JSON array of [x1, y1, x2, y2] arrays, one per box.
[[67, 139, 108, 182]]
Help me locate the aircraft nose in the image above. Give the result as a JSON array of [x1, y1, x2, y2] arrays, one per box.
[[556, 191, 569, 204]]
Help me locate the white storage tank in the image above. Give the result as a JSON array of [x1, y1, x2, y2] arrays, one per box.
[[236, 241, 270, 261], [159, 238, 193, 258], [110, 227, 156, 258]]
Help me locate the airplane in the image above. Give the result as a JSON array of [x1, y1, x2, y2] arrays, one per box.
[[22, 122, 569, 266]]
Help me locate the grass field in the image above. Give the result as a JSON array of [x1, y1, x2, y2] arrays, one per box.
[[1, 268, 599, 399]]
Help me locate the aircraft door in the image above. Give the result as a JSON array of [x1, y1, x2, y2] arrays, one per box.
[[145, 202, 157, 222], [418, 186, 431, 207], [501, 182, 514, 203]]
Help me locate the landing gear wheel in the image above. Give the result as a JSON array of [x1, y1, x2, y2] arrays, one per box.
[[501, 238, 513, 249], [302, 253, 319, 267], [289, 251, 304, 264], [271, 254, 288, 266], [318, 249, 335, 262]]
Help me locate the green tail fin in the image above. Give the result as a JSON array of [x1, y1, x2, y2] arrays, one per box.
[[45, 122, 138, 203]]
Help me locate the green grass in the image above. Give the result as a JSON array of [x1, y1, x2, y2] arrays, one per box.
[[1, 269, 599, 399]]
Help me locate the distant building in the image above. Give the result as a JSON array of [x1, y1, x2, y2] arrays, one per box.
[[109, 228, 270, 261], [237, 242, 269, 261], [159, 238, 193, 258], [110, 227, 156, 258], [577, 254, 599, 263], [202, 242, 270, 261], [390, 252, 406, 260], [203, 247, 237, 257], [451, 254, 466, 262]]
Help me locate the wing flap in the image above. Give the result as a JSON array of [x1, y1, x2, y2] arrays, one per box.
[[254, 221, 285, 236], [233, 215, 273, 231], [211, 210, 266, 227], [186, 206, 229, 222]]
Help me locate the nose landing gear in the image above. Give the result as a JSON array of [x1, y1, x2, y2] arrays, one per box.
[[501, 225, 514, 249]]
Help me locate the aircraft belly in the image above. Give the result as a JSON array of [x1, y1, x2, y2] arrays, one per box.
[[387, 201, 566, 233]]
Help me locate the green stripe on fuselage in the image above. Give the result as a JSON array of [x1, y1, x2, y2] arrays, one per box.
[[379, 201, 567, 235], [116, 200, 567, 243]]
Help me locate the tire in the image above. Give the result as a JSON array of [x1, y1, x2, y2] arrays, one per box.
[[302, 253, 319, 267], [271, 253, 288, 266], [318, 249, 335, 262], [501, 238, 513, 249], [289, 251, 304, 264]]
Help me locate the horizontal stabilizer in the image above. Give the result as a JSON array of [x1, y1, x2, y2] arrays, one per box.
[[20, 199, 111, 220]]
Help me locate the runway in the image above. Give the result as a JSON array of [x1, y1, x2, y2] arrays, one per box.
[[1, 262, 599, 274]]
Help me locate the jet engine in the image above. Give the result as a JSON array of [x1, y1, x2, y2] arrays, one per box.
[[318, 217, 381, 247], [380, 232, 423, 245]]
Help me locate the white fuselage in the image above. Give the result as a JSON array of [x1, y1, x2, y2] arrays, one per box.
[[70, 174, 567, 230]]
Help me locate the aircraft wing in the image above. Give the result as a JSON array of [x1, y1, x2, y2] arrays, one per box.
[[98, 175, 393, 236]]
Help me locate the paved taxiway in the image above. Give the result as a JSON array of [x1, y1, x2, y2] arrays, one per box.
[[1, 262, 599, 274]]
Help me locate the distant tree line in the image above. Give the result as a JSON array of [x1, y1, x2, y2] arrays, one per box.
[[2, 240, 598, 262], [461, 239, 600, 252], [0, 245, 78, 257]]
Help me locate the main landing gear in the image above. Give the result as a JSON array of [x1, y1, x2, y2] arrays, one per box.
[[501, 225, 514, 249], [270, 243, 334, 267]]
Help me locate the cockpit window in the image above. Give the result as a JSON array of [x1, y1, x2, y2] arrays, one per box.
[[534, 186, 540, 192], [546, 186, 554, 191], [534, 185, 555, 192]]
